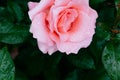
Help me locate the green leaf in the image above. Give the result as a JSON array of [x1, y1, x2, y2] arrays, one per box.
[[89, 23, 111, 65], [0, 21, 30, 44], [0, 7, 14, 22], [0, 7, 5, 21], [115, 0, 120, 10], [114, 0, 120, 27], [7, 1, 24, 22], [114, 33, 120, 41], [102, 42, 120, 80], [67, 50, 95, 69], [95, 23, 111, 41], [0, 47, 15, 80]]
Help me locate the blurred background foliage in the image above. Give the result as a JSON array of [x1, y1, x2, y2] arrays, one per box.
[[0, 0, 120, 80]]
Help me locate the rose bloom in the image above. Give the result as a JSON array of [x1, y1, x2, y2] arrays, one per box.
[[28, 0, 98, 55]]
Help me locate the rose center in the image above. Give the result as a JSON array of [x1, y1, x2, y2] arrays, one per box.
[[57, 8, 78, 33]]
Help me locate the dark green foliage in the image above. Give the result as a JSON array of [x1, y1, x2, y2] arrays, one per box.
[[102, 42, 120, 80], [0, 47, 15, 80], [0, 0, 120, 80]]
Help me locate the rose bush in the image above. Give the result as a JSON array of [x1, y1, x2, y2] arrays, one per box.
[[1, 0, 120, 79], [28, 0, 98, 55]]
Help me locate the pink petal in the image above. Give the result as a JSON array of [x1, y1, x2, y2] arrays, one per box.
[[57, 9, 78, 32], [48, 6, 72, 42], [28, 0, 54, 20], [69, 11, 92, 42], [28, 2, 38, 10], [57, 41, 80, 54], [68, 0, 89, 13], [47, 6, 68, 32], [89, 8, 98, 29], [59, 33, 69, 41], [57, 37, 92, 54], [30, 12, 53, 46], [54, 0, 71, 6], [37, 41, 57, 55], [72, 0, 89, 5], [49, 31, 59, 42]]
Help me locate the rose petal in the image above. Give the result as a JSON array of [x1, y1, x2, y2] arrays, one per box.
[[57, 37, 92, 54], [50, 31, 69, 42], [72, 0, 89, 5], [47, 6, 68, 32], [69, 11, 92, 42], [28, 0, 54, 20], [68, 0, 89, 13], [54, 0, 71, 6], [57, 41, 80, 54], [28, 2, 38, 10], [57, 9, 78, 32], [59, 33, 69, 41], [50, 31, 59, 42], [30, 12, 53, 46], [37, 41, 57, 55], [89, 8, 98, 29], [48, 6, 74, 42]]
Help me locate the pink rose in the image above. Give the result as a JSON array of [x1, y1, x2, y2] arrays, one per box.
[[28, 0, 98, 55]]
